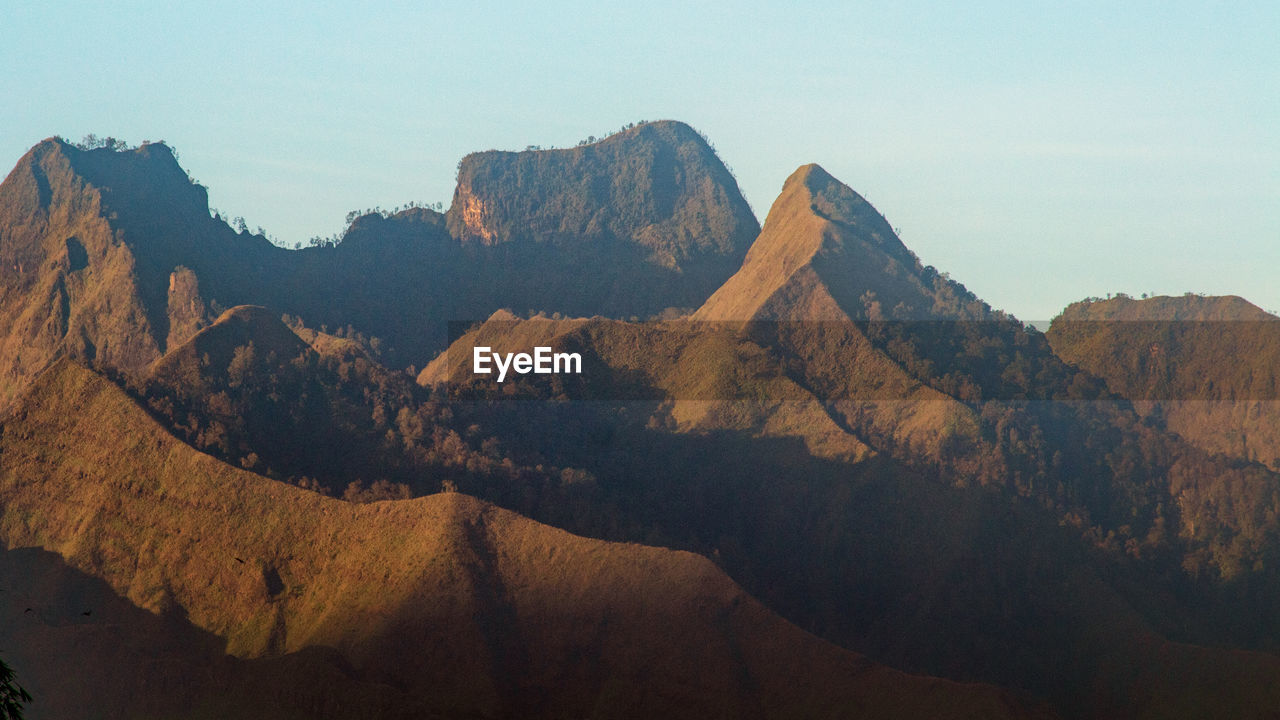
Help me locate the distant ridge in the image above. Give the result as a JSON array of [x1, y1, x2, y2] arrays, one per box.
[[1049, 294, 1280, 468], [0, 124, 760, 402], [1054, 293, 1275, 322]]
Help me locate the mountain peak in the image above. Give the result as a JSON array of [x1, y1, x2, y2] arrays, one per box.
[[697, 163, 988, 323], [147, 304, 310, 388], [1056, 293, 1276, 322], [787, 162, 835, 191], [442, 119, 761, 317], [447, 119, 757, 254]]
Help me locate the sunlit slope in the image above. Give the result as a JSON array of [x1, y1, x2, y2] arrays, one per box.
[[0, 123, 758, 401], [421, 311, 871, 461], [0, 359, 1040, 719], [1049, 294, 1280, 468]]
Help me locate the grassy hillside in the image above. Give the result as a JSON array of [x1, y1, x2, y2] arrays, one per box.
[[0, 359, 1045, 720]]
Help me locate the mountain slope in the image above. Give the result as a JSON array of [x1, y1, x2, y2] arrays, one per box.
[[448, 120, 759, 316], [1048, 294, 1280, 468], [0, 126, 758, 397], [695, 163, 988, 324], [412, 164, 1280, 718], [419, 310, 1280, 719], [420, 311, 872, 461], [0, 359, 1044, 720], [692, 163, 985, 458], [0, 139, 178, 405]]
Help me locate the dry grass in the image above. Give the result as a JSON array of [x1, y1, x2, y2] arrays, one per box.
[[0, 359, 1042, 719]]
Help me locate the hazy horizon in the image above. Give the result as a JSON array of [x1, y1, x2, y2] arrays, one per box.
[[3, 1, 1276, 320]]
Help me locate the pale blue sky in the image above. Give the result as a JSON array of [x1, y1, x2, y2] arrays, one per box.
[[3, 1, 1277, 320]]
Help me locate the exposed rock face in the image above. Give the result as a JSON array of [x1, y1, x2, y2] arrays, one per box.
[[448, 120, 760, 317], [166, 265, 208, 351], [0, 139, 168, 405]]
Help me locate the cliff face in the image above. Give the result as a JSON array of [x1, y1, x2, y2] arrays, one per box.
[[0, 140, 178, 405], [447, 120, 760, 316], [696, 163, 989, 324]]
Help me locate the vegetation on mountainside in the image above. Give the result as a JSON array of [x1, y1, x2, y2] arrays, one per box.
[[0, 126, 758, 389], [687, 160, 1280, 596], [0, 360, 1045, 720], [9, 129, 1280, 719], [116, 307, 553, 503], [1048, 295, 1280, 469], [0, 655, 31, 720]]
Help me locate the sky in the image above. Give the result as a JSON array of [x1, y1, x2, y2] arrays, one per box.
[[2, 1, 1277, 320]]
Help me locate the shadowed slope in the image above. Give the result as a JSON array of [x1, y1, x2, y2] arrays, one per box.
[[694, 163, 984, 459], [420, 311, 871, 461], [421, 311, 1280, 719], [0, 547, 443, 720], [0, 359, 1043, 719]]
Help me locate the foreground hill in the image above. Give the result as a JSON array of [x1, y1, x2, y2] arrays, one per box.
[[0, 359, 1043, 720], [0, 123, 757, 404], [1048, 294, 1280, 468]]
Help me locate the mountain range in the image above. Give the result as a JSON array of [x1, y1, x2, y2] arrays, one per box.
[[3, 121, 1280, 719]]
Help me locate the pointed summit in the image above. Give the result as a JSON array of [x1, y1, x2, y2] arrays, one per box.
[[147, 305, 310, 386], [696, 164, 990, 323], [0, 138, 274, 406]]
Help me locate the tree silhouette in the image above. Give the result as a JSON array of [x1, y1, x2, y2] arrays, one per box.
[[0, 655, 31, 720]]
